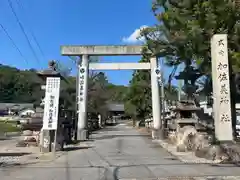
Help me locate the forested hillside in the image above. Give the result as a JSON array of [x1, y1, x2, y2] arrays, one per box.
[[0, 64, 43, 104], [0, 63, 179, 118], [0, 64, 128, 113]]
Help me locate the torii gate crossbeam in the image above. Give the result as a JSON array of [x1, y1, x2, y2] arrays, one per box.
[[61, 45, 162, 140]]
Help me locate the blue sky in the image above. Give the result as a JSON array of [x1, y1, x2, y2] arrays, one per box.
[[0, 0, 177, 86]]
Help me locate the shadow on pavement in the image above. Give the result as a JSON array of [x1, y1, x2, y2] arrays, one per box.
[[63, 146, 93, 152], [104, 123, 119, 126], [0, 152, 31, 156], [95, 128, 120, 132], [0, 137, 10, 141], [94, 134, 150, 140]]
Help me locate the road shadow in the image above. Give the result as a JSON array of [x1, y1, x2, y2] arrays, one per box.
[[0, 152, 31, 156], [96, 128, 120, 132], [94, 134, 150, 140], [0, 162, 22, 167], [71, 139, 95, 144], [104, 123, 119, 126], [210, 162, 240, 167], [63, 146, 93, 152], [0, 137, 10, 141]]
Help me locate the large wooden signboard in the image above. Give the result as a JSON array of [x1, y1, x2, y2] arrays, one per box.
[[42, 77, 61, 130]]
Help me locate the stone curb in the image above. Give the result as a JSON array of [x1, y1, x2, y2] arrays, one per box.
[[153, 139, 221, 164], [21, 151, 64, 164], [0, 132, 22, 139], [0, 151, 65, 168], [0, 142, 87, 167], [5, 132, 22, 136]]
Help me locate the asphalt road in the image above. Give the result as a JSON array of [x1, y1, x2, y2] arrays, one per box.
[[1, 122, 240, 180]]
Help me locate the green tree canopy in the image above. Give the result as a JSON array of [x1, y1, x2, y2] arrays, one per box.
[[142, 0, 240, 97], [0, 64, 127, 115], [125, 57, 178, 119]]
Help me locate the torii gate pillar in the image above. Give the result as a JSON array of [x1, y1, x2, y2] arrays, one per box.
[[76, 55, 89, 140], [150, 57, 162, 139]]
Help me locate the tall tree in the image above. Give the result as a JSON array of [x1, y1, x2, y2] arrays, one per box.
[[88, 72, 110, 116], [125, 56, 152, 119], [142, 0, 240, 97]]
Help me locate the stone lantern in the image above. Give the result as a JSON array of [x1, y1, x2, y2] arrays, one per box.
[[172, 100, 201, 152], [38, 60, 62, 79], [175, 67, 202, 100]]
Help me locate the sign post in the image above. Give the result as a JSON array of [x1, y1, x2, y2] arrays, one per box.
[[42, 77, 61, 153]]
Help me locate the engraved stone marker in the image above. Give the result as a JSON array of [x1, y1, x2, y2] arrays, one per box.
[[211, 34, 233, 141]]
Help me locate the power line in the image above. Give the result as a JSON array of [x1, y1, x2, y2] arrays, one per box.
[[15, 0, 46, 59], [0, 23, 28, 63], [7, 0, 40, 63], [15, 0, 23, 9], [31, 33, 46, 59]]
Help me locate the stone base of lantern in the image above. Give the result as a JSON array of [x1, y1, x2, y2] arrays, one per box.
[[77, 129, 88, 141], [151, 128, 164, 140]]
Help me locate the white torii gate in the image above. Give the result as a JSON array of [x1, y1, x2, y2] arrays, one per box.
[[61, 45, 162, 140]]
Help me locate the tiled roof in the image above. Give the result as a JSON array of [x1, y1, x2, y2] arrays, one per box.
[[0, 103, 34, 111], [107, 103, 124, 112]]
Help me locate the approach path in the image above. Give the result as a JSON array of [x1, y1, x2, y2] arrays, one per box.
[[1, 121, 240, 180]]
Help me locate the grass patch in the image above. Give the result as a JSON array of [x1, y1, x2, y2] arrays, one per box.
[[0, 121, 22, 133]]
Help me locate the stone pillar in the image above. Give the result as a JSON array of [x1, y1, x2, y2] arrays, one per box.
[[77, 54, 89, 140], [40, 129, 51, 153], [39, 85, 51, 153], [211, 34, 233, 141], [150, 56, 162, 139]]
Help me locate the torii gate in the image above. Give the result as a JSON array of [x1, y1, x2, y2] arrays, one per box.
[[61, 45, 162, 140]]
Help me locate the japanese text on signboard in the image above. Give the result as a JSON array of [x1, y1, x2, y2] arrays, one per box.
[[42, 77, 60, 130], [48, 95, 55, 128], [79, 66, 86, 102]]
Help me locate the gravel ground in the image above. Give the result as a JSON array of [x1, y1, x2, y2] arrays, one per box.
[[154, 139, 222, 164], [0, 156, 21, 166]]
